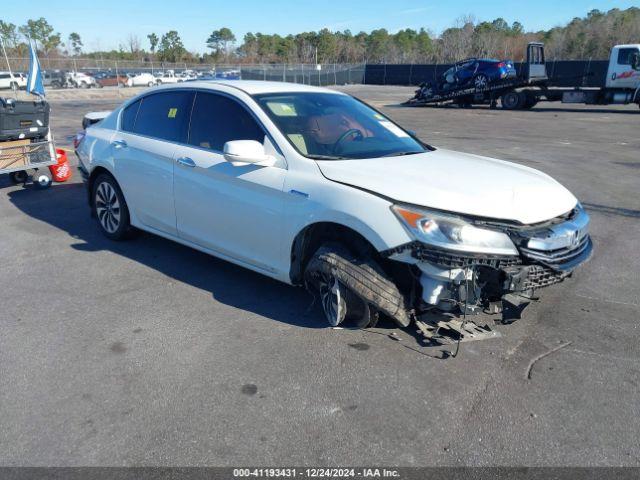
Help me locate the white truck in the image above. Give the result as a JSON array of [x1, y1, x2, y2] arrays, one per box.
[[538, 44, 640, 107], [67, 71, 97, 89], [154, 70, 184, 85]]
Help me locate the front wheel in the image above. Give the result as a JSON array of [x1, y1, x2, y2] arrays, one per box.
[[32, 170, 52, 189], [304, 244, 409, 328], [92, 174, 132, 240]]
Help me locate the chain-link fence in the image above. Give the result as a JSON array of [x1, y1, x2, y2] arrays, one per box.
[[2, 57, 366, 87]]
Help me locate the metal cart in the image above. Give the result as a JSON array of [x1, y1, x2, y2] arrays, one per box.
[[0, 138, 57, 188]]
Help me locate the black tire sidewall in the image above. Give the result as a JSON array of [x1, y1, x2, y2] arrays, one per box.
[[92, 173, 131, 240], [501, 91, 523, 110], [9, 171, 28, 184], [305, 243, 409, 328]]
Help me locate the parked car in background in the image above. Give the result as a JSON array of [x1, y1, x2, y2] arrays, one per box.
[[155, 70, 183, 84], [67, 72, 97, 88], [216, 69, 241, 80], [77, 81, 592, 333], [43, 70, 68, 88], [126, 72, 157, 87], [0, 72, 25, 90], [178, 70, 197, 81], [96, 72, 128, 88], [440, 58, 517, 90]]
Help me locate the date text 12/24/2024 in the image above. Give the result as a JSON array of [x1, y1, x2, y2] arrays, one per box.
[[233, 468, 400, 478]]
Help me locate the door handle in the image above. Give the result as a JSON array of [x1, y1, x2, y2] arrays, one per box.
[[111, 139, 127, 149], [176, 156, 196, 167]]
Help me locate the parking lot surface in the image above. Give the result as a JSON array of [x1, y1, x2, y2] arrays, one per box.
[[0, 86, 639, 466]]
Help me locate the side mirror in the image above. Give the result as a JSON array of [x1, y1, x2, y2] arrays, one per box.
[[223, 140, 275, 167]]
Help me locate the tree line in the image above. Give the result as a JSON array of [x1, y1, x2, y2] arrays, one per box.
[[1, 7, 638, 65]]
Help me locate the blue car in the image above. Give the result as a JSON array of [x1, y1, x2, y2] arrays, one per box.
[[440, 58, 517, 90]]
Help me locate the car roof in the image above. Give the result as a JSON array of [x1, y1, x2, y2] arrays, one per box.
[[168, 80, 342, 95]]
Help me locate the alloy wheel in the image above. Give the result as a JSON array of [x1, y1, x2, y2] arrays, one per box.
[[318, 272, 346, 327], [95, 182, 121, 234], [474, 75, 488, 90]]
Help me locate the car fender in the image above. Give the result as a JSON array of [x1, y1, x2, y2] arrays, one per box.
[[278, 164, 413, 281]]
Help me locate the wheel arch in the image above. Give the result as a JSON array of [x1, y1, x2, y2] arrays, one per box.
[[289, 221, 384, 285], [87, 166, 118, 208]]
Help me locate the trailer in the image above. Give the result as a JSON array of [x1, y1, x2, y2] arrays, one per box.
[[405, 43, 640, 111]]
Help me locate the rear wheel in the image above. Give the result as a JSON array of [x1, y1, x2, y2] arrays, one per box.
[[92, 174, 132, 240], [9, 170, 28, 184], [148, 81, 154, 87], [304, 244, 409, 328], [473, 74, 489, 90], [501, 91, 525, 110]]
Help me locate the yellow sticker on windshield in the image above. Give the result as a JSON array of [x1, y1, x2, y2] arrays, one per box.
[[266, 101, 297, 117], [168, 108, 178, 118]]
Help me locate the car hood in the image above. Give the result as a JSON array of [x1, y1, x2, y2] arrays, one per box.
[[317, 149, 577, 225]]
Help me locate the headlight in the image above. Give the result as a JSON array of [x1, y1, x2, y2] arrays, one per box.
[[392, 205, 518, 256]]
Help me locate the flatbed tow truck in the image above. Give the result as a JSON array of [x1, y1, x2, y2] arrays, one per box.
[[405, 42, 640, 111]]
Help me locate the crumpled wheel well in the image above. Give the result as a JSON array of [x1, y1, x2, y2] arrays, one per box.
[[289, 222, 379, 285]]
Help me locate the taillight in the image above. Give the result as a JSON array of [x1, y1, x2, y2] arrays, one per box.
[[497, 62, 506, 68], [73, 131, 86, 149]]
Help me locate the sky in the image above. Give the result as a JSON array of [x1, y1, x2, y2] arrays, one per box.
[[2, 0, 638, 53]]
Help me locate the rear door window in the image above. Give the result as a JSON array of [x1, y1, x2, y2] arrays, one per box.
[[120, 99, 141, 132], [132, 91, 194, 143], [188, 92, 265, 151]]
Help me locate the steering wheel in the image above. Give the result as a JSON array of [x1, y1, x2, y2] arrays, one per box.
[[333, 128, 363, 154]]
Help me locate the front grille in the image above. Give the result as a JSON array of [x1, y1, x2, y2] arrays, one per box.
[[414, 246, 520, 269], [519, 235, 591, 269]]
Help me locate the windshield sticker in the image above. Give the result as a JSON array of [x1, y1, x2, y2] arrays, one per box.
[[168, 108, 178, 118], [379, 120, 409, 137], [266, 102, 297, 116]]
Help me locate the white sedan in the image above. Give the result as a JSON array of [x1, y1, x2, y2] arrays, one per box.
[[77, 81, 591, 330]]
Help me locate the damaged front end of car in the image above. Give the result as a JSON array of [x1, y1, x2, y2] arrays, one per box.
[[383, 203, 592, 343]]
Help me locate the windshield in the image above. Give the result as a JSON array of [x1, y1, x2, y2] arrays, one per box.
[[253, 92, 428, 160]]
